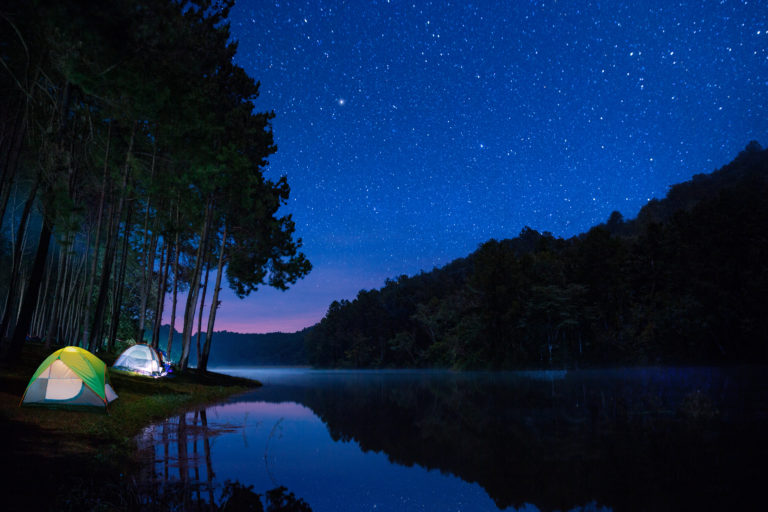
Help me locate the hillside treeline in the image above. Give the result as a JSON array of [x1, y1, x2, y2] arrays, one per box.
[[0, 1, 310, 369], [306, 142, 768, 368], [158, 325, 308, 367]]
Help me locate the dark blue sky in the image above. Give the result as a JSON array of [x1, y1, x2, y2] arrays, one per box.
[[187, 0, 766, 333]]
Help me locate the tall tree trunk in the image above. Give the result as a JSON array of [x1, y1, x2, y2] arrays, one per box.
[[5, 223, 33, 340], [0, 61, 39, 227], [179, 200, 213, 371], [5, 77, 70, 358], [35, 243, 58, 347], [47, 233, 78, 347], [0, 98, 25, 196], [137, 219, 159, 343], [73, 246, 91, 344], [71, 231, 91, 346], [0, 176, 39, 339], [56, 238, 75, 343], [13, 269, 27, 334], [80, 120, 111, 347], [167, 228, 180, 360], [44, 235, 71, 348], [136, 127, 158, 345], [0, 100, 28, 229], [152, 240, 169, 350], [107, 203, 133, 352], [200, 226, 226, 372], [62, 248, 86, 345], [195, 256, 211, 367], [7, 212, 53, 360], [31, 248, 53, 337], [89, 192, 118, 351], [106, 232, 122, 349], [88, 120, 136, 352]]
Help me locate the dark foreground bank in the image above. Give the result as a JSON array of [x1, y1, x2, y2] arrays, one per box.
[[0, 343, 259, 511]]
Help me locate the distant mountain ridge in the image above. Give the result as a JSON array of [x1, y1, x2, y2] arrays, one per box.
[[155, 325, 309, 367]]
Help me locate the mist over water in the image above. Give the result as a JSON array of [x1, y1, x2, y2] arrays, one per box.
[[135, 367, 768, 511]]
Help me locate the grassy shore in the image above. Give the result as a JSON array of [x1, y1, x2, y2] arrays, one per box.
[[0, 342, 260, 511]]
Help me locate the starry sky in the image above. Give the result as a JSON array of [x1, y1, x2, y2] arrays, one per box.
[[171, 0, 767, 334]]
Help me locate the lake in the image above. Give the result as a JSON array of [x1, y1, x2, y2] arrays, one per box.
[[133, 367, 768, 511]]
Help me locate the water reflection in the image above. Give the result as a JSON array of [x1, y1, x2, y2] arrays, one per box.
[[136, 367, 768, 511], [135, 408, 312, 511]]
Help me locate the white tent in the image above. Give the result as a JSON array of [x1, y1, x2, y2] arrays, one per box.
[[112, 344, 166, 377]]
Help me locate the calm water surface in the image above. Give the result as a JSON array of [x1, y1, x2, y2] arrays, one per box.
[[134, 367, 768, 511]]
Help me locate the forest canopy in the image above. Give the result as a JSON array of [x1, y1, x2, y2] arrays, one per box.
[[305, 142, 768, 369], [0, 0, 310, 369]]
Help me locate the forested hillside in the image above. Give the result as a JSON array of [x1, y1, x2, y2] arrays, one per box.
[[157, 326, 308, 367], [305, 142, 768, 368]]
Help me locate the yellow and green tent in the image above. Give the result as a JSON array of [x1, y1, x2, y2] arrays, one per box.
[[21, 346, 118, 410]]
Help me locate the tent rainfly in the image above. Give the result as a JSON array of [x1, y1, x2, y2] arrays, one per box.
[[112, 344, 166, 378], [21, 346, 118, 410]]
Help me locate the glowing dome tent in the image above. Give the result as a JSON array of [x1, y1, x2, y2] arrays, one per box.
[[21, 346, 118, 410], [112, 344, 166, 377]]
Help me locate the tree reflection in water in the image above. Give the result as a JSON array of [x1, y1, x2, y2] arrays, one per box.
[[219, 482, 311, 511], [134, 368, 768, 511], [135, 408, 312, 511]]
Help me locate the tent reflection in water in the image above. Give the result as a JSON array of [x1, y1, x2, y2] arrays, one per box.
[[112, 344, 168, 378], [21, 346, 118, 411]]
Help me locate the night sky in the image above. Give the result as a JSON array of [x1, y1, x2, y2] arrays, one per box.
[[173, 0, 767, 334]]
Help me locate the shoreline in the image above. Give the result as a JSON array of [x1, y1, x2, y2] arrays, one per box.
[[0, 343, 260, 511]]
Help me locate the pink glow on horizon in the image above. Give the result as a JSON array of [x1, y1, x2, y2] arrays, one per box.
[[162, 290, 327, 334], [213, 311, 325, 334], [162, 263, 388, 334], [162, 300, 323, 334]]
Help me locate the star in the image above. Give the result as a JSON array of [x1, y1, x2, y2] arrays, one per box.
[[216, 0, 768, 333]]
